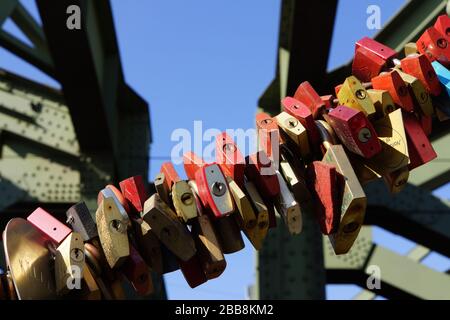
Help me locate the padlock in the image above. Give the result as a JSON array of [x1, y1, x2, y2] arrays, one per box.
[[356, 37, 397, 62], [227, 177, 262, 250], [142, 193, 196, 261], [98, 186, 130, 226], [400, 54, 442, 96], [161, 162, 198, 222], [243, 181, 269, 249], [183, 151, 205, 180], [325, 105, 382, 158], [245, 151, 280, 199], [122, 244, 153, 296], [119, 176, 148, 215], [226, 177, 256, 231], [178, 255, 207, 288], [275, 111, 311, 158], [419, 113, 433, 136], [134, 219, 163, 274], [434, 14, 450, 39], [372, 70, 415, 112], [383, 166, 410, 194], [337, 76, 376, 117], [83, 244, 114, 300], [66, 202, 98, 242], [396, 69, 434, 116], [321, 95, 335, 108], [404, 42, 418, 56], [367, 89, 397, 118], [54, 232, 85, 295], [80, 264, 101, 300], [161, 243, 180, 274], [256, 112, 283, 162], [27, 207, 72, 245], [316, 120, 367, 255], [432, 60, 450, 95], [348, 154, 381, 185], [403, 111, 437, 170], [417, 27, 450, 67], [281, 97, 321, 150], [293, 81, 326, 118], [216, 132, 246, 187], [191, 216, 226, 279], [352, 46, 387, 82], [307, 161, 342, 235], [195, 163, 234, 219], [154, 172, 171, 206], [365, 109, 410, 177], [213, 213, 245, 254], [273, 171, 302, 235], [96, 197, 130, 269]]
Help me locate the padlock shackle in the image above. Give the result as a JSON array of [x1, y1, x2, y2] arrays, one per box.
[[315, 120, 338, 153]]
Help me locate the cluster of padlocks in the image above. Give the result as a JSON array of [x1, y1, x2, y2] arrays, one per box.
[[2, 15, 450, 300]]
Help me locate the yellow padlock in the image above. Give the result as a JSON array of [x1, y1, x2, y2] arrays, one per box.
[[275, 111, 310, 158], [337, 76, 376, 118], [172, 180, 198, 222]]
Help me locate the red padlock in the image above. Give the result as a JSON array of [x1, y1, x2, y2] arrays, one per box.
[[434, 14, 450, 39], [281, 97, 321, 148], [119, 176, 148, 215], [417, 27, 450, 67], [403, 111, 437, 170], [27, 207, 72, 245], [325, 105, 382, 158], [256, 112, 283, 161], [419, 113, 433, 136], [356, 37, 397, 62], [352, 46, 386, 82], [245, 151, 280, 199], [161, 162, 181, 188], [122, 244, 153, 296], [372, 70, 415, 112], [400, 54, 442, 96], [307, 161, 342, 235], [215, 132, 245, 187], [178, 255, 207, 288], [293, 81, 325, 119], [183, 151, 205, 181]]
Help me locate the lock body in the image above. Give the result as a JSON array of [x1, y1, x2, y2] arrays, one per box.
[[401, 54, 442, 96], [372, 70, 415, 112], [66, 202, 98, 242], [293, 81, 325, 118], [216, 132, 245, 187], [367, 89, 397, 118], [275, 111, 310, 158], [245, 151, 280, 199], [27, 207, 72, 245], [337, 76, 376, 117], [417, 27, 450, 67]]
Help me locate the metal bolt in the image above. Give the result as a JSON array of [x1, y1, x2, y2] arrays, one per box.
[[437, 38, 448, 49], [211, 181, 226, 197], [181, 192, 193, 205], [285, 118, 298, 128], [223, 143, 236, 153], [110, 219, 125, 233], [261, 119, 273, 125], [358, 127, 372, 143]]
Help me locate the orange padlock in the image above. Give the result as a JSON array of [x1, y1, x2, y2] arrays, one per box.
[[401, 54, 442, 96], [434, 14, 450, 40], [372, 70, 415, 112], [417, 27, 450, 67], [256, 112, 283, 162]]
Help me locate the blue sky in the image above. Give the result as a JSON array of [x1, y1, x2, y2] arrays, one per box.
[[1, 0, 449, 300]]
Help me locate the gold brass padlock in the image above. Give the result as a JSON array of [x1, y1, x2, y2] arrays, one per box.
[[273, 171, 302, 235], [226, 177, 257, 231], [172, 180, 198, 222], [55, 232, 85, 295], [365, 109, 410, 179], [81, 263, 101, 300], [367, 89, 397, 118], [143, 194, 196, 262], [396, 69, 434, 116], [243, 181, 269, 249], [96, 197, 130, 269], [348, 154, 381, 185], [383, 165, 410, 194], [275, 111, 310, 158], [337, 76, 376, 118], [135, 220, 164, 274], [404, 42, 418, 56], [316, 120, 367, 255]]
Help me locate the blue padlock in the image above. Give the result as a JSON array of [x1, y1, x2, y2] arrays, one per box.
[[432, 61, 450, 116]]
